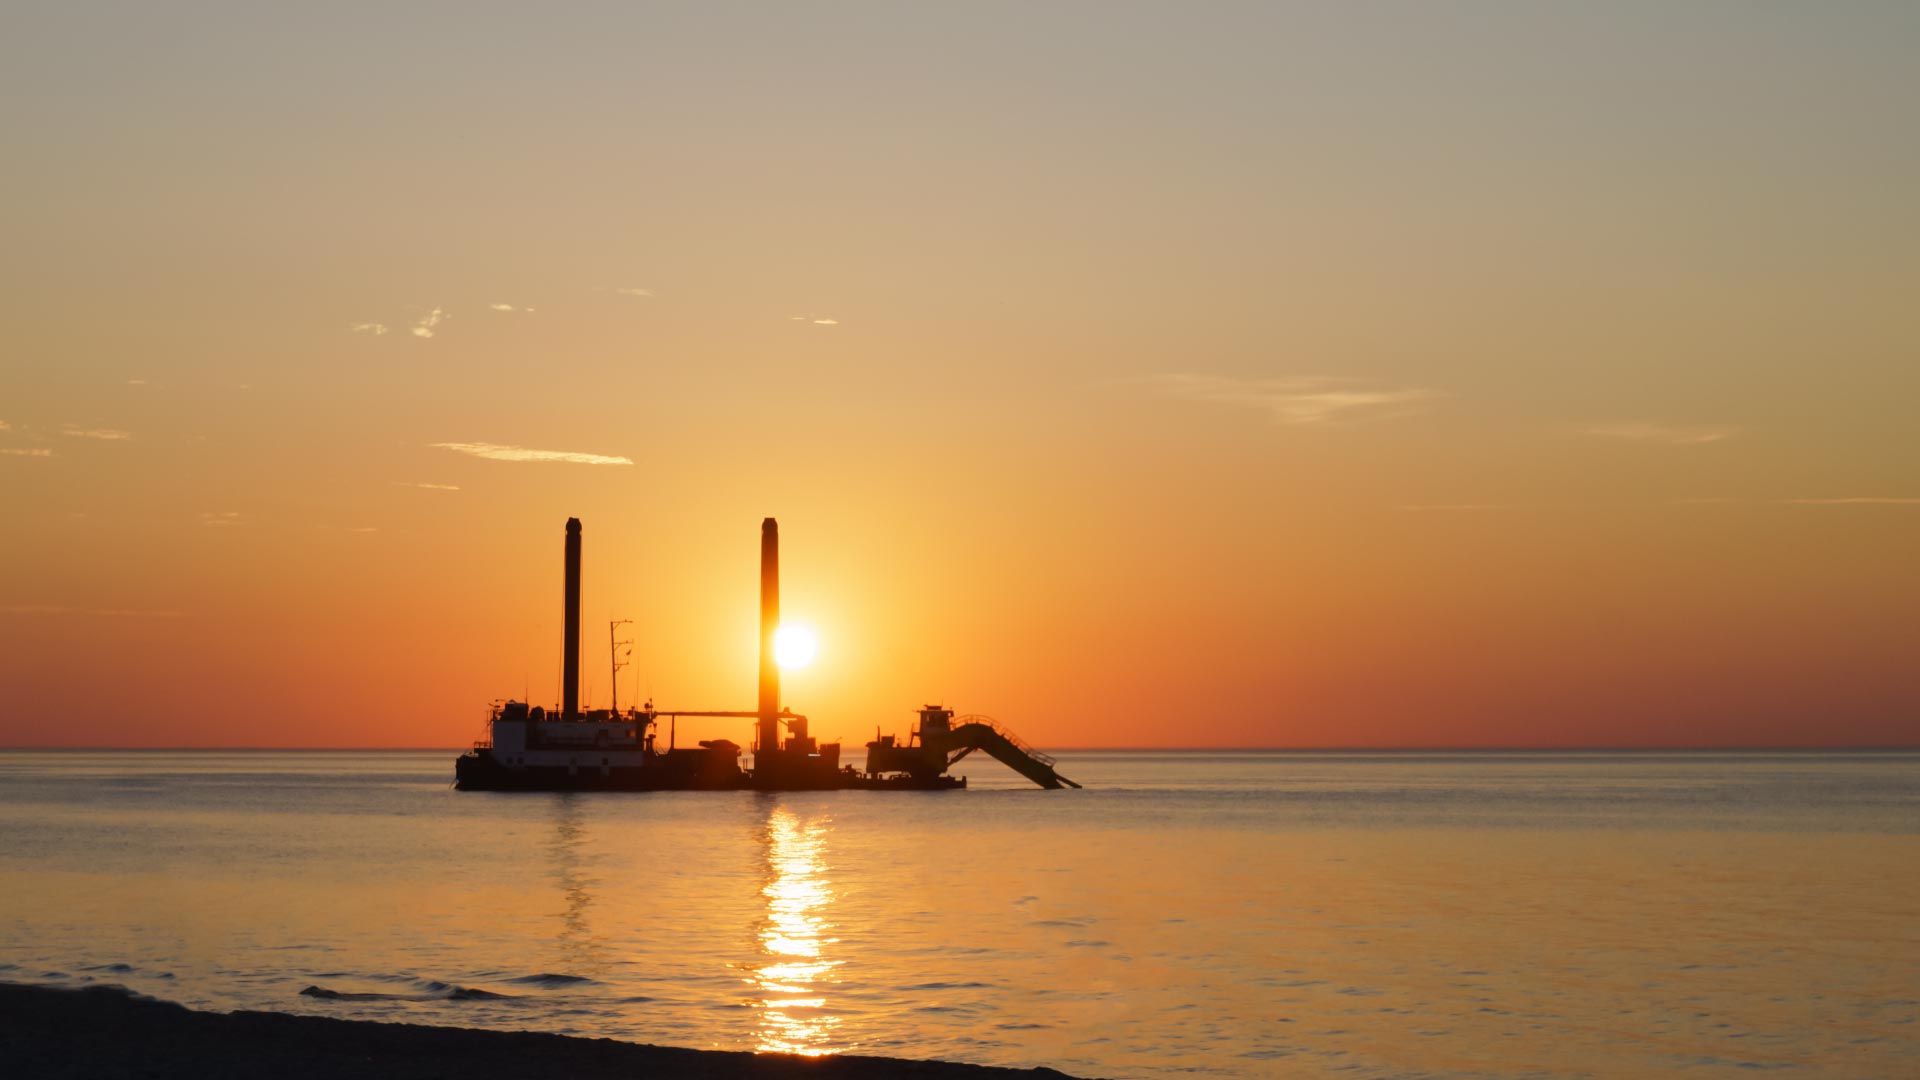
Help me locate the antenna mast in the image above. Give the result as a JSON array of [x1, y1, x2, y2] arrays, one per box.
[[609, 618, 633, 715]]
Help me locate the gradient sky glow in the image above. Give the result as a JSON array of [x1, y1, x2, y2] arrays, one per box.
[[3, 3, 1917, 748]]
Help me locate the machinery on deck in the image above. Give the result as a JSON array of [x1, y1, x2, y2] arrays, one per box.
[[867, 707, 1081, 790]]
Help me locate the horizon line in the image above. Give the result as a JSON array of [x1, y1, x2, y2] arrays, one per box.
[[3, 744, 1917, 753]]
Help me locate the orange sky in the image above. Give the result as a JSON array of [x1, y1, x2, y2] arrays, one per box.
[[3, 4, 1917, 748]]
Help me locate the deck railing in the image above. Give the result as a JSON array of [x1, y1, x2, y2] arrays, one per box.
[[951, 714, 1056, 767]]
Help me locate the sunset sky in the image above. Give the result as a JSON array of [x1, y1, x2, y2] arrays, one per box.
[[3, 3, 1916, 748]]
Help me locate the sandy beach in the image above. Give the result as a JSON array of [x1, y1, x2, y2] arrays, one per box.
[[0, 983, 1082, 1080]]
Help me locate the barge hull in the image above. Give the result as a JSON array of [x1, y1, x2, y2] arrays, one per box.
[[454, 752, 965, 792]]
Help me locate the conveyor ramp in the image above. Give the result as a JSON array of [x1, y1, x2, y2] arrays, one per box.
[[947, 715, 1081, 789]]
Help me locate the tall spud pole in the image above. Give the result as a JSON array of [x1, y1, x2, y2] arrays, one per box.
[[562, 517, 582, 722], [757, 517, 780, 756]]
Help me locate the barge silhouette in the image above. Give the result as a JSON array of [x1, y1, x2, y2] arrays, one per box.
[[454, 518, 1077, 792]]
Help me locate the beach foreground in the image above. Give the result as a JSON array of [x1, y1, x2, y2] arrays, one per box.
[[0, 984, 1082, 1080]]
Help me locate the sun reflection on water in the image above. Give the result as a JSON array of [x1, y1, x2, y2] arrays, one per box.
[[547, 795, 608, 976], [749, 805, 841, 1056]]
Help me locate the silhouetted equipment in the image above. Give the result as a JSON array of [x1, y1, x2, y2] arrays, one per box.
[[758, 517, 781, 758], [864, 707, 1080, 789], [561, 518, 582, 722], [453, 517, 1077, 792], [946, 713, 1081, 789]]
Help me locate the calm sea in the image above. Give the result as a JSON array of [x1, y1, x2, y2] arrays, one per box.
[[1, 750, 1915, 1078]]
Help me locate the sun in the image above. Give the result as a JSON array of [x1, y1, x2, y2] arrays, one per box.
[[774, 624, 818, 670]]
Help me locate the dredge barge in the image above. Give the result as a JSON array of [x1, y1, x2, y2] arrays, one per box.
[[454, 518, 1077, 792]]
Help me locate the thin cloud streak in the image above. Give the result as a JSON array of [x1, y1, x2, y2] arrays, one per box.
[[1146, 374, 1441, 426], [201, 511, 243, 527], [1673, 496, 1920, 506], [2, 448, 53, 457], [612, 287, 654, 298], [62, 427, 133, 441], [431, 442, 633, 466], [1, 604, 185, 618], [1783, 497, 1920, 505], [349, 323, 390, 336], [1581, 421, 1737, 445], [396, 481, 461, 491]]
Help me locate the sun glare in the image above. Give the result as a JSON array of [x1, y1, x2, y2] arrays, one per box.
[[774, 625, 818, 670]]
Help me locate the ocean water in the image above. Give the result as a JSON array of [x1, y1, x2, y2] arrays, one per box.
[[0, 750, 1915, 1079]]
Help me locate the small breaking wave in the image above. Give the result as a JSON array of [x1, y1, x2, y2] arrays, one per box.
[[300, 986, 398, 1001], [503, 973, 599, 987], [300, 982, 519, 1003], [904, 981, 993, 990]]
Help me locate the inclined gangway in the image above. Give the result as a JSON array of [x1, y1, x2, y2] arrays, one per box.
[[943, 714, 1081, 789]]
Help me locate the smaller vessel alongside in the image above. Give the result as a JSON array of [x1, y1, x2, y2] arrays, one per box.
[[454, 517, 1076, 792]]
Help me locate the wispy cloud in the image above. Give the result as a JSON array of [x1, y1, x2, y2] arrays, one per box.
[[350, 322, 390, 336], [790, 315, 839, 326], [347, 526, 379, 533], [127, 378, 151, 386], [396, 481, 461, 491], [487, 302, 535, 313], [62, 427, 133, 441], [1673, 496, 1920, 507], [201, 511, 243, 527], [1400, 503, 1518, 511], [412, 308, 447, 339], [612, 287, 654, 298], [1145, 374, 1441, 426], [0, 420, 9, 431], [431, 442, 633, 466], [1782, 497, 1920, 505], [1, 604, 185, 618], [2, 448, 52, 457], [1580, 421, 1736, 445]]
